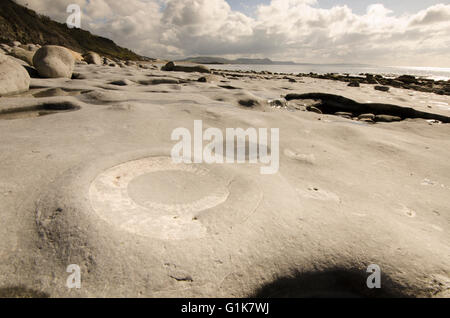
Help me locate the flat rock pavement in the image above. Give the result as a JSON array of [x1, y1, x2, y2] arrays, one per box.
[[0, 63, 449, 297]]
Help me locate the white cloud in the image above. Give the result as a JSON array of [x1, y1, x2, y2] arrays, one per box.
[[13, 0, 450, 66], [410, 3, 450, 26]]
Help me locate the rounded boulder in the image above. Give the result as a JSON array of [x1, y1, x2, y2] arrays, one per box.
[[83, 51, 102, 65], [9, 47, 35, 66], [0, 53, 30, 96], [32, 45, 75, 78]]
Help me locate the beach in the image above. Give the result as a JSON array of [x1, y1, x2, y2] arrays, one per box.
[[205, 64, 450, 82], [1, 57, 450, 297]]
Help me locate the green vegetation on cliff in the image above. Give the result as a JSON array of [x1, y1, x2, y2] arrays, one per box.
[[0, 0, 146, 61]]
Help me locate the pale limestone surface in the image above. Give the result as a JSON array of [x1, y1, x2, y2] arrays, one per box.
[[0, 62, 449, 298]]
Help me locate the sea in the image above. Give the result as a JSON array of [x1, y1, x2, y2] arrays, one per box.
[[204, 64, 450, 81]]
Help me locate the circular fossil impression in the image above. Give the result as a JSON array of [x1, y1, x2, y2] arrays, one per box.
[[89, 157, 260, 240]]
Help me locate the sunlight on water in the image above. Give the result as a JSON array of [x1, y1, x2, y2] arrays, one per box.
[[207, 64, 450, 81]]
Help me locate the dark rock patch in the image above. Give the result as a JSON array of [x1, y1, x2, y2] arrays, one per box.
[[23, 65, 40, 78], [285, 92, 450, 123], [32, 88, 81, 98], [219, 85, 240, 90], [397, 75, 418, 84], [109, 79, 133, 86], [162, 61, 211, 74], [71, 72, 87, 80], [138, 78, 180, 85], [0, 101, 80, 120], [0, 286, 50, 298], [250, 269, 410, 298], [375, 86, 390, 92], [239, 99, 258, 107], [348, 81, 360, 87]]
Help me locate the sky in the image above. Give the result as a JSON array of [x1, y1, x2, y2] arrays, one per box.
[[14, 0, 450, 67], [226, 0, 449, 15]]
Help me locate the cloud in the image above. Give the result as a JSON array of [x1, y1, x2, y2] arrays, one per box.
[[409, 3, 450, 26], [13, 0, 450, 66]]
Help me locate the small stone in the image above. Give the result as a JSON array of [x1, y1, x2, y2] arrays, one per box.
[[358, 113, 375, 120], [269, 99, 287, 108], [197, 75, 218, 83], [389, 80, 404, 88], [239, 99, 258, 107], [307, 106, 322, 114], [71, 72, 87, 80], [375, 85, 390, 92], [83, 52, 102, 65], [8, 47, 35, 66], [0, 44, 11, 52], [161, 61, 175, 71], [162, 61, 210, 74], [335, 112, 353, 118], [110, 79, 133, 86], [375, 115, 402, 122], [366, 74, 378, 84], [397, 75, 417, 84], [24, 44, 38, 52]]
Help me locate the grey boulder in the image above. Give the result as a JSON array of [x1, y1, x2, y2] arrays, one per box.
[[0, 44, 11, 52], [162, 61, 211, 74], [83, 52, 102, 65], [32, 45, 75, 78], [0, 53, 30, 96], [9, 47, 35, 66]]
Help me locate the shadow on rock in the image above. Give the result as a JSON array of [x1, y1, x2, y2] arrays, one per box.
[[250, 268, 410, 298], [0, 286, 50, 298]]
